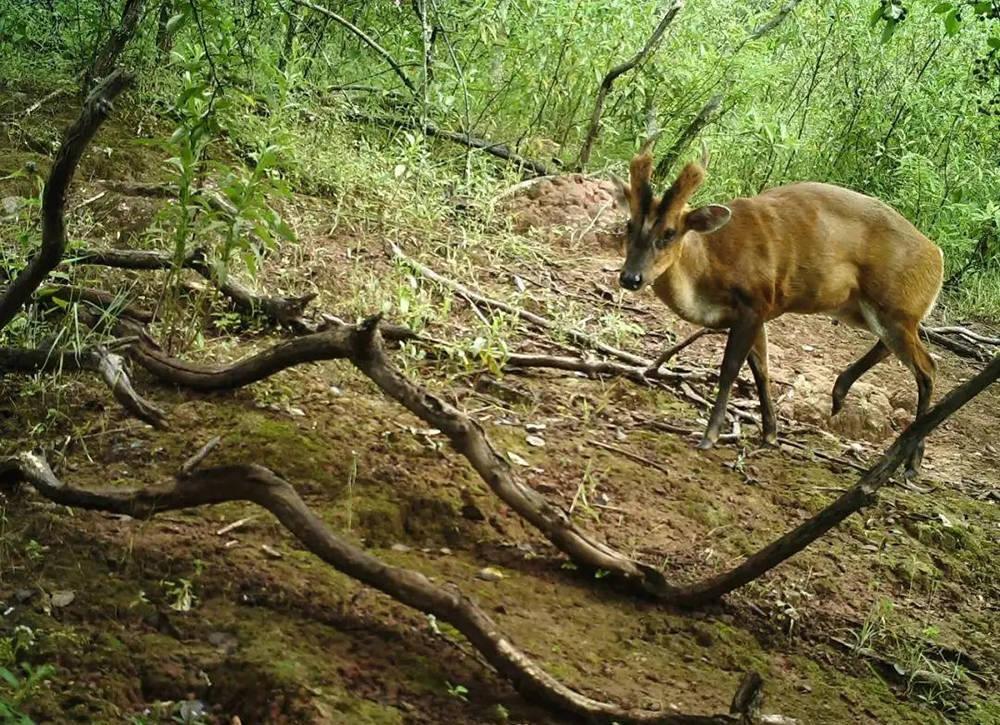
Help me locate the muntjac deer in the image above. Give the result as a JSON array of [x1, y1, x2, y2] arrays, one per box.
[[612, 141, 944, 478]]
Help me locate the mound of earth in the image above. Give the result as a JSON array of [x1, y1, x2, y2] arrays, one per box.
[[503, 174, 622, 248]]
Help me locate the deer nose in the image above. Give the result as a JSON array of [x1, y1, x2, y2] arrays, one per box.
[[619, 270, 643, 291]]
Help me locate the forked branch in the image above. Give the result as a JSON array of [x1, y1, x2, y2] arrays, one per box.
[[0, 343, 167, 428], [0, 450, 772, 725], [577, 0, 684, 169], [125, 316, 1000, 607], [0, 69, 132, 332]]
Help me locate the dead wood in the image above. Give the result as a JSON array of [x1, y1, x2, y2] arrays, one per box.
[[577, 0, 684, 169], [86, 0, 146, 93], [0, 69, 132, 332], [348, 114, 551, 177], [0, 343, 166, 428], [123, 317, 1000, 608], [70, 246, 318, 331], [0, 449, 772, 725], [39, 284, 154, 323]]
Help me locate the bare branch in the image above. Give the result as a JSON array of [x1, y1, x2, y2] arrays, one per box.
[[0, 69, 132, 333], [69, 246, 318, 331], [577, 0, 684, 169], [0, 450, 766, 725], [653, 95, 723, 182], [290, 0, 417, 94], [39, 284, 154, 323], [86, 0, 147, 93], [732, 0, 803, 55], [0, 344, 167, 428], [646, 327, 724, 373]]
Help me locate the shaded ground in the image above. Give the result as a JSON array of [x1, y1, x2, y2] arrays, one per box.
[[1, 92, 999, 725]]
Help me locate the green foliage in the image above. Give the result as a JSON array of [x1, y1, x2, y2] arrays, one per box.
[[0, 626, 55, 724], [1, 0, 999, 314]]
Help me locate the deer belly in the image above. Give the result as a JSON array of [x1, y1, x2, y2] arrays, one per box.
[[659, 274, 732, 328]]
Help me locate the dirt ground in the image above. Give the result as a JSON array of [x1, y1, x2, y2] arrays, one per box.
[[1, 97, 999, 725]]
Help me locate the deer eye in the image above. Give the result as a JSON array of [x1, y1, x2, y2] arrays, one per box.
[[656, 229, 677, 248]]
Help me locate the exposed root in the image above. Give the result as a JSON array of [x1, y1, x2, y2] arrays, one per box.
[[0, 450, 780, 725], [0, 343, 167, 428]]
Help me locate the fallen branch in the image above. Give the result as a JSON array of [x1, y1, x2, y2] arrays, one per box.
[[920, 325, 991, 362], [577, 0, 684, 169], [0, 69, 132, 333], [69, 246, 318, 331], [391, 243, 649, 366], [123, 316, 999, 608], [0, 450, 778, 725], [39, 284, 154, 323], [647, 327, 725, 373], [348, 113, 551, 177], [0, 343, 166, 428], [290, 0, 417, 94]]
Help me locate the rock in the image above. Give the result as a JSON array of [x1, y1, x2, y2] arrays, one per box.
[[2, 196, 19, 215], [476, 567, 504, 582], [525, 434, 545, 447], [51, 590, 75, 608], [390, 543, 412, 553]]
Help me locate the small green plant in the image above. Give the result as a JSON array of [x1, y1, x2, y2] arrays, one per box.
[[445, 681, 469, 701], [0, 626, 55, 724], [161, 579, 196, 612]]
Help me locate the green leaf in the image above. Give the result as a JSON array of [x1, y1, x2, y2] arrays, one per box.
[[932, 2, 953, 13], [881, 20, 897, 42], [0, 666, 20, 687], [988, 37, 1000, 50], [943, 9, 960, 35], [165, 11, 187, 34], [973, 1, 992, 12]]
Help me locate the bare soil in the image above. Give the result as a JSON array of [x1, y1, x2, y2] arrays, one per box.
[[1, 104, 999, 725]]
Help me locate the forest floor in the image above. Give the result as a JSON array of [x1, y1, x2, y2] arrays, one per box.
[[1, 85, 999, 725]]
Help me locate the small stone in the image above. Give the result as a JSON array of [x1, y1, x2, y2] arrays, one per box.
[[2, 196, 19, 215], [329, 386, 343, 396], [390, 543, 412, 553], [51, 590, 75, 608], [286, 406, 306, 417], [525, 435, 545, 447], [439, 547, 452, 555], [476, 567, 504, 582], [507, 451, 529, 466], [524, 423, 547, 432]]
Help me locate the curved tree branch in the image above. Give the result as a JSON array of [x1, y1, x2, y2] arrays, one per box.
[[124, 315, 1000, 608], [0, 69, 132, 333], [0, 450, 776, 725], [290, 0, 417, 94], [577, 0, 684, 169]]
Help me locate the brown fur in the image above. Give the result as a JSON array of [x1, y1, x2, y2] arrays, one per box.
[[620, 154, 944, 476]]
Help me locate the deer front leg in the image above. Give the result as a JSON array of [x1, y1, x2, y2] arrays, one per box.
[[699, 315, 761, 449]]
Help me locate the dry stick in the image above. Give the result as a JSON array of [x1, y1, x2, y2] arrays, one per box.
[[39, 284, 154, 323], [290, 0, 417, 94], [928, 325, 1000, 346], [24, 87, 71, 117], [69, 246, 318, 331], [347, 113, 552, 177], [920, 326, 989, 362], [0, 451, 767, 725], [391, 243, 650, 367], [577, 0, 684, 169], [0, 69, 132, 332], [0, 344, 166, 428], [588, 439, 673, 476], [647, 327, 725, 372]]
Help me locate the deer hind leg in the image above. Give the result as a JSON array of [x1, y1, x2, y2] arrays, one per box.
[[866, 312, 936, 478], [700, 315, 762, 449], [831, 341, 892, 415], [746, 326, 777, 445]]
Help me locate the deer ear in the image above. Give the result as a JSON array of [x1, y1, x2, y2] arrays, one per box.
[[609, 174, 631, 209], [685, 204, 731, 233]]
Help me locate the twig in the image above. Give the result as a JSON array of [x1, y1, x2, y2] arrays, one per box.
[[732, 0, 802, 54], [24, 87, 71, 117], [925, 325, 1000, 347], [291, 0, 417, 94], [179, 435, 222, 477], [216, 516, 254, 536], [577, 0, 684, 169], [653, 95, 723, 182], [647, 327, 724, 372], [0, 343, 166, 428], [587, 439, 673, 476]]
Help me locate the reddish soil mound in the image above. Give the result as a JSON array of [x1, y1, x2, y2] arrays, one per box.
[[503, 174, 623, 248]]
